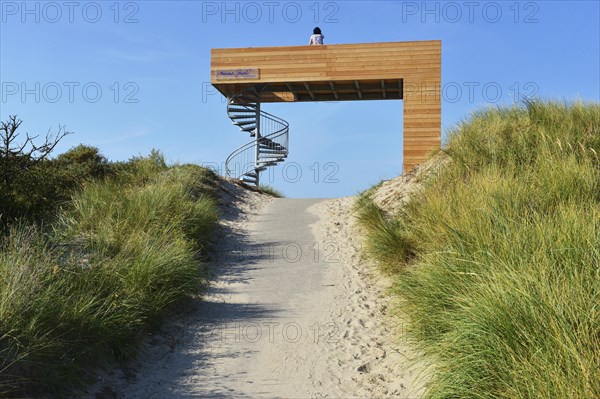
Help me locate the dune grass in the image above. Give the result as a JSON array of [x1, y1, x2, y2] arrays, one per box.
[[0, 158, 219, 397], [259, 184, 284, 198], [355, 100, 600, 399]]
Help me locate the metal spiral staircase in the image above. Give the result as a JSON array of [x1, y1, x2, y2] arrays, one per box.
[[225, 86, 289, 186]]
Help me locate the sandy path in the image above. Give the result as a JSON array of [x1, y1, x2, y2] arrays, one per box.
[[86, 182, 425, 398]]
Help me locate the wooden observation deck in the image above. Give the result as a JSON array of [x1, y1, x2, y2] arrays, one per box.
[[211, 40, 441, 171]]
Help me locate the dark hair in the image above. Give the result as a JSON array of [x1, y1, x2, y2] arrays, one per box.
[[313, 27, 322, 35]]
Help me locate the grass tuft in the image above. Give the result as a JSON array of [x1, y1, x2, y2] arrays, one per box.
[[354, 194, 413, 272], [259, 185, 284, 198]]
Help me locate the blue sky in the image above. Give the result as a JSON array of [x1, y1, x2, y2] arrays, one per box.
[[1, 0, 599, 197]]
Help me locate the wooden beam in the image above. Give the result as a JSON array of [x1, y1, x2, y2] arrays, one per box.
[[399, 80, 403, 100], [329, 81, 339, 100], [354, 81, 362, 99], [218, 81, 403, 98], [289, 92, 404, 102], [303, 82, 315, 101], [285, 83, 298, 101]]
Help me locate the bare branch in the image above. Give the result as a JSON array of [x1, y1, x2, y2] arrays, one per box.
[[0, 115, 73, 188]]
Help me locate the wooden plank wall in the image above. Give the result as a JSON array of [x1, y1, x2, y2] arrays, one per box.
[[403, 79, 441, 171], [211, 41, 441, 172]]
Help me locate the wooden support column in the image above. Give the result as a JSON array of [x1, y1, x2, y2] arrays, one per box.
[[403, 84, 441, 171]]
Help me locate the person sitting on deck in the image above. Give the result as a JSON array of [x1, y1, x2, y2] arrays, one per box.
[[309, 27, 324, 45]]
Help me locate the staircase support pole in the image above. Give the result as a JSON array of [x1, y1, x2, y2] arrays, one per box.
[[254, 100, 261, 187]]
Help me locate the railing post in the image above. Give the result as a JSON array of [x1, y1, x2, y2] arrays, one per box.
[[225, 96, 233, 178], [254, 99, 261, 187]]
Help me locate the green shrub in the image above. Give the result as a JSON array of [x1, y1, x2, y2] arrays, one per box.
[[0, 116, 73, 226], [54, 144, 112, 182], [0, 145, 113, 227]]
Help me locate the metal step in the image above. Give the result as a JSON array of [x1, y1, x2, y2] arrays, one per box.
[[259, 145, 284, 149], [241, 173, 258, 183], [259, 146, 286, 151], [259, 150, 287, 156], [235, 122, 257, 129], [228, 106, 256, 113], [236, 122, 257, 128], [241, 178, 257, 185], [258, 138, 273, 144], [258, 157, 285, 163], [258, 139, 282, 145], [234, 120, 256, 126], [259, 148, 286, 153], [259, 154, 285, 159], [257, 161, 280, 168], [229, 113, 256, 120], [258, 141, 284, 148]]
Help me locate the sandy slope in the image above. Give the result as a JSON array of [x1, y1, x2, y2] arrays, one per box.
[[83, 180, 425, 398]]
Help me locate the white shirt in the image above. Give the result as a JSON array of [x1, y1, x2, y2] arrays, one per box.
[[309, 34, 324, 45]]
